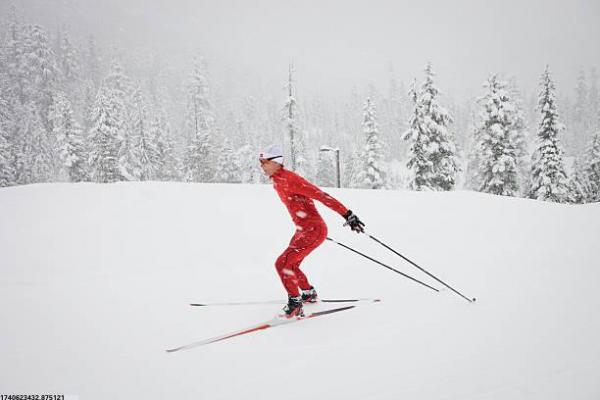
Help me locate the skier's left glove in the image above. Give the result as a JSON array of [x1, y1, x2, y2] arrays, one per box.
[[343, 210, 365, 233]]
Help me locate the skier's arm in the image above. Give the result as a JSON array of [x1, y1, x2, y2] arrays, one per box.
[[292, 174, 348, 216]]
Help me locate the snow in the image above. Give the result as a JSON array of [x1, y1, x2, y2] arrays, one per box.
[[1, 182, 600, 399]]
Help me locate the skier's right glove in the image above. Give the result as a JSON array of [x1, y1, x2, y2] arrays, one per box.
[[343, 210, 365, 233]]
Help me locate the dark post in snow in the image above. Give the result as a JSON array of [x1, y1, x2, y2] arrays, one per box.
[[320, 146, 341, 188]]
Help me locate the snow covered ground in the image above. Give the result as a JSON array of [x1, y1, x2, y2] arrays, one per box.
[[1, 182, 599, 399]]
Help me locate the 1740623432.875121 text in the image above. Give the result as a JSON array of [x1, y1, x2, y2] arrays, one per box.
[[1, 395, 65, 400]]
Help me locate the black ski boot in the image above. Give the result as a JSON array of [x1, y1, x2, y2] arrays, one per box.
[[301, 286, 318, 303], [283, 295, 304, 318]]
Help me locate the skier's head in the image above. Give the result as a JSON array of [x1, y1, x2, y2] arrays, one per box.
[[259, 145, 283, 177]]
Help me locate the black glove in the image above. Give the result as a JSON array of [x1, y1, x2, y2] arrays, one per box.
[[343, 210, 365, 233]]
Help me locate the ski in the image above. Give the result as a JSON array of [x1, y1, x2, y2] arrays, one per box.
[[167, 305, 359, 353], [189, 298, 380, 307]]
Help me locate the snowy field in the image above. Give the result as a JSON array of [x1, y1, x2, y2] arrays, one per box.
[[1, 182, 599, 399]]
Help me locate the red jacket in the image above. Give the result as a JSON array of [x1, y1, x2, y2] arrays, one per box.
[[271, 168, 348, 227]]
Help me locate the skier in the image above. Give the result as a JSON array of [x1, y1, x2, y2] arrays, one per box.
[[259, 145, 365, 318]]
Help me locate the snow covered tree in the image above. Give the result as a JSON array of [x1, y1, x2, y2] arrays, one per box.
[[184, 57, 216, 182], [508, 78, 531, 194], [48, 91, 87, 181], [589, 68, 599, 134], [355, 98, 386, 189], [236, 144, 260, 184], [85, 35, 101, 88], [130, 87, 160, 181], [404, 80, 432, 190], [88, 84, 124, 183], [284, 62, 299, 171], [473, 75, 520, 196], [150, 112, 179, 181], [528, 66, 570, 202], [571, 68, 589, 153], [404, 64, 459, 191], [583, 132, 600, 202], [58, 32, 80, 84], [0, 94, 15, 187], [214, 139, 241, 183], [316, 148, 336, 187]]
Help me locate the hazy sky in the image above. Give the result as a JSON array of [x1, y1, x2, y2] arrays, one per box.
[[7, 0, 600, 101]]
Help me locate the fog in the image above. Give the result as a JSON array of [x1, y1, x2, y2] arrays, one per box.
[[7, 0, 600, 100]]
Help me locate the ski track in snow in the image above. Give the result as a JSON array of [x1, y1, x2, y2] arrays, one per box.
[[1, 182, 599, 399]]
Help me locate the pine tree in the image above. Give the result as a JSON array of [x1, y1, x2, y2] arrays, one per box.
[[214, 139, 241, 183], [589, 68, 599, 134], [48, 91, 87, 181], [403, 80, 432, 190], [583, 132, 600, 202], [404, 64, 459, 191], [184, 57, 215, 182], [129, 87, 160, 181], [150, 112, 179, 181], [284, 62, 299, 171], [474, 75, 520, 196], [316, 148, 336, 187], [419, 63, 459, 190], [572, 68, 589, 154], [236, 144, 260, 184], [0, 94, 15, 187], [508, 78, 531, 194], [88, 84, 124, 183], [529, 66, 570, 202], [59, 32, 80, 83], [355, 98, 385, 189]]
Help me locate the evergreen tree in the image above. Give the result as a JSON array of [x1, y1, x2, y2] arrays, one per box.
[[589, 68, 599, 134], [88, 84, 124, 183], [572, 68, 589, 153], [86, 35, 101, 88], [419, 63, 459, 190], [0, 94, 15, 187], [59, 32, 80, 83], [404, 64, 459, 191], [404, 80, 432, 190], [316, 148, 336, 187], [214, 139, 241, 183], [284, 62, 299, 171], [508, 78, 531, 194], [151, 112, 179, 181], [355, 98, 385, 189], [529, 66, 570, 202], [236, 144, 260, 184], [184, 57, 215, 182], [48, 91, 87, 181], [130, 87, 160, 181], [473, 75, 520, 196], [583, 132, 600, 202]]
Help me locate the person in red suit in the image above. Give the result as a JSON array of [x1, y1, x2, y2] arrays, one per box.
[[259, 146, 364, 317]]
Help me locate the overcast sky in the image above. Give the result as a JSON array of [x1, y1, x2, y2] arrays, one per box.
[[7, 0, 600, 101]]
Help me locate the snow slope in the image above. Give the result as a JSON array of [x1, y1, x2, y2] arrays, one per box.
[[1, 182, 599, 400]]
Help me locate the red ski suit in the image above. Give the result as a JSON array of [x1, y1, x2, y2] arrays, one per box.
[[271, 168, 348, 297]]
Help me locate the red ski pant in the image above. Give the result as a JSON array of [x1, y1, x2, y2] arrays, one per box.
[[275, 223, 328, 297]]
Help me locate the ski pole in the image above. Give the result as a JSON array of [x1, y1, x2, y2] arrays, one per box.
[[366, 233, 476, 303], [326, 237, 439, 293]]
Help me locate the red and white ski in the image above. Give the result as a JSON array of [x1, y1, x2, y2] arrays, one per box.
[[189, 298, 380, 307], [167, 304, 365, 353]]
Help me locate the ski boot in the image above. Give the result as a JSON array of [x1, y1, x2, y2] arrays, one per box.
[[283, 295, 304, 318], [301, 286, 318, 303]]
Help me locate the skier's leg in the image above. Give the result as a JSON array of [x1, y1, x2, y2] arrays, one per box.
[[289, 224, 328, 291], [275, 247, 302, 297]]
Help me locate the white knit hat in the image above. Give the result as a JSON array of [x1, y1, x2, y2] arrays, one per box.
[[259, 145, 284, 165]]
